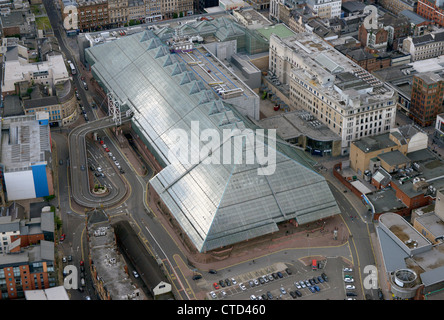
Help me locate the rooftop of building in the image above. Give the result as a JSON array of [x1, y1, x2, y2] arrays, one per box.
[[257, 109, 342, 142], [87, 210, 143, 300], [353, 132, 398, 153]]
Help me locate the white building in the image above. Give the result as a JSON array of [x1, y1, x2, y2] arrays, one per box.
[[402, 31, 444, 62], [269, 32, 398, 155], [1, 54, 70, 95], [306, 0, 342, 19]]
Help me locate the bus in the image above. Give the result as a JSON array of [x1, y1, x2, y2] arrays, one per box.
[[69, 62, 76, 75]]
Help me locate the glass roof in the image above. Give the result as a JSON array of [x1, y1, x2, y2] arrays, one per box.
[[85, 30, 341, 253]]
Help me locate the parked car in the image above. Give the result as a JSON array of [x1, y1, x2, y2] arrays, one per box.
[[346, 292, 357, 297], [294, 281, 301, 289], [285, 268, 292, 275], [213, 282, 220, 290], [299, 280, 306, 288], [344, 278, 354, 283], [231, 278, 237, 285], [225, 278, 231, 286], [280, 287, 287, 295], [219, 280, 226, 288], [258, 277, 265, 284], [192, 275, 202, 280], [250, 295, 256, 300], [68, 255, 72, 262], [346, 285, 355, 290], [289, 291, 297, 299], [239, 283, 246, 291], [62, 256, 67, 263], [295, 290, 302, 297], [321, 272, 329, 282], [132, 270, 139, 278], [317, 276, 324, 283], [60, 234, 66, 242], [268, 274, 274, 281], [343, 268, 353, 272], [308, 286, 316, 293], [210, 291, 217, 299], [378, 288, 384, 300], [266, 291, 273, 300], [277, 271, 283, 278], [314, 285, 320, 292]]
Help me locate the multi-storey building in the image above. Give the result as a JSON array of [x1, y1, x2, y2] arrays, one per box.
[[410, 72, 444, 126], [417, 0, 444, 27], [402, 31, 444, 61], [269, 32, 398, 155], [108, 0, 128, 25], [77, 0, 109, 31]]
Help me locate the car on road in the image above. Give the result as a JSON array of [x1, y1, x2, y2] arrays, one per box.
[[210, 291, 217, 299], [82, 81, 88, 90], [60, 234, 66, 242], [239, 283, 246, 291], [344, 268, 353, 272], [62, 256, 67, 263], [132, 270, 139, 278], [105, 148, 110, 152], [344, 278, 354, 283], [114, 161, 120, 166], [59, 159, 63, 165], [100, 140, 104, 145], [192, 275, 202, 280], [80, 165, 85, 171], [68, 255, 72, 262], [346, 292, 357, 297], [346, 285, 355, 290], [213, 282, 220, 290], [80, 260, 84, 266]]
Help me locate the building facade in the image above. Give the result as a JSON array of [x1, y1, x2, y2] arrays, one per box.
[[417, 0, 444, 27], [269, 32, 397, 155]]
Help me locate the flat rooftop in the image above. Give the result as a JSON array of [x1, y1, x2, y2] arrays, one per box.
[[175, 46, 257, 100]]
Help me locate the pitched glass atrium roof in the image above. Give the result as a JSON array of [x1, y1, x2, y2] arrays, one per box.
[[85, 30, 341, 252]]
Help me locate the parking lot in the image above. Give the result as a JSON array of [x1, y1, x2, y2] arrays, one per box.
[[206, 258, 359, 300]]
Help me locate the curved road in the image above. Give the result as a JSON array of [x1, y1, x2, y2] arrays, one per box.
[[68, 115, 131, 208]]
